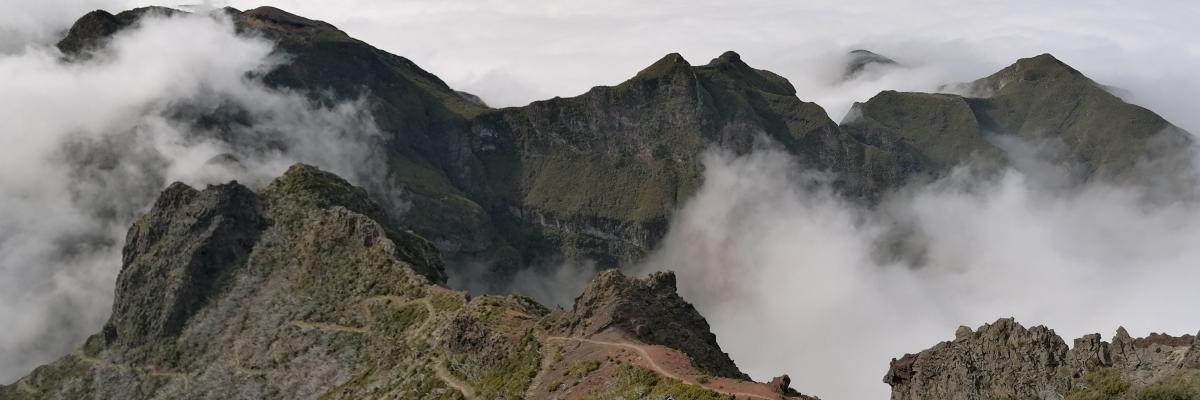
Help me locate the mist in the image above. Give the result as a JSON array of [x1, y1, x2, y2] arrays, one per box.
[[5, 1, 1200, 398], [219, 0, 1200, 134], [636, 144, 1200, 399], [0, 11, 395, 382]]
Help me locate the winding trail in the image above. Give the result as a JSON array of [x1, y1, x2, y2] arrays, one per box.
[[543, 336, 780, 400], [286, 294, 480, 399], [434, 360, 479, 400]]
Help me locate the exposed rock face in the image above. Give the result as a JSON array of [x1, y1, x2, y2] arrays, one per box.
[[0, 164, 774, 400], [886, 318, 1200, 400], [0, 164, 462, 399], [562, 269, 747, 379]]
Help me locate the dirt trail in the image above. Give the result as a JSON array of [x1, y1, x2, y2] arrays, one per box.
[[434, 360, 478, 400], [544, 336, 780, 400], [287, 320, 369, 334], [286, 295, 479, 398], [524, 339, 560, 399]]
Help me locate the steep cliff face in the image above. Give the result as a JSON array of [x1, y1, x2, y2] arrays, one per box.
[[886, 318, 1200, 400], [471, 51, 906, 275]]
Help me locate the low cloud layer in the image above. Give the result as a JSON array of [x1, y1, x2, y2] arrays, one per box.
[[4, 1, 1200, 398], [638, 146, 1200, 399], [0, 12, 393, 382]]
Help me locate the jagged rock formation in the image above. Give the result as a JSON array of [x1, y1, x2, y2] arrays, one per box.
[[0, 165, 791, 399], [886, 318, 1200, 400], [559, 270, 747, 379]]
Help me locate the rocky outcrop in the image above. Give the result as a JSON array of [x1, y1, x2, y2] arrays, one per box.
[[0, 164, 463, 399], [56, 7, 181, 55], [562, 270, 748, 379], [886, 318, 1200, 400], [0, 164, 785, 400]]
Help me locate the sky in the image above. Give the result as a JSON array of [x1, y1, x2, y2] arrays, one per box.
[[3, 1, 1200, 399]]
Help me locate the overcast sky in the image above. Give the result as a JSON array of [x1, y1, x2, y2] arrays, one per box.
[[7, 0, 1200, 130]]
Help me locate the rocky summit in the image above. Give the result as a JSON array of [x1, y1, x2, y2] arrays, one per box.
[[0, 164, 806, 400], [886, 319, 1200, 400], [6, 4, 1200, 400]]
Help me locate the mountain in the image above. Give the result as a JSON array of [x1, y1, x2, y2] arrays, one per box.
[[468, 50, 908, 273], [11, 5, 1200, 399], [843, 49, 899, 80], [52, 6, 907, 287], [886, 319, 1200, 400], [50, 6, 1196, 290], [842, 54, 1193, 180], [0, 165, 810, 400]]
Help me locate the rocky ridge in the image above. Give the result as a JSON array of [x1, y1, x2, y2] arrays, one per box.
[[886, 318, 1200, 400], [0, 164, 802, 400], [51, 6, 1197, 293]]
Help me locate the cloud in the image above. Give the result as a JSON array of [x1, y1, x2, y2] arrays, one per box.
[[5, 1, 1200, 397], [637, 144, 1200, 399], [0, 11, 394, 382], [220, 0, 1200, 133]]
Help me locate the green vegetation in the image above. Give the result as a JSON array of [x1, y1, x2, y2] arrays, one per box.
[[430, 291, 466, 312], [1068, 368, 1133, 400], [1136, 370, 1200, 400], [474, 335, 543, 399], [1067, 369, 1200, 400], [519, 155, 692, 223], [584, 365, 731, 400], [570, 360, 602, 379], [372, 303, 428, 339]]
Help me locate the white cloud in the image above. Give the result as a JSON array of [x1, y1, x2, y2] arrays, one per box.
[[5, 1, 1200, 397], [639, 146, 1200, 399], [219, 0, 1200, 133], [0, 11, 391, 382]]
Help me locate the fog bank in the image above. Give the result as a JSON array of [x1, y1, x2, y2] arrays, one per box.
[[0, 12, 391, 382], [640, 146, 1200, 399]]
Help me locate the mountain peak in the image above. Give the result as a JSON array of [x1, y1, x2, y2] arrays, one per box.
[[707, 50, 744, 66], [241, 6, 340, 32], [972, 52, 1090, 96], [844, 49, 898, 79], [563, 269, 748, 379], [57, 6, 181, 55], [635, 52, 692, 79]]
